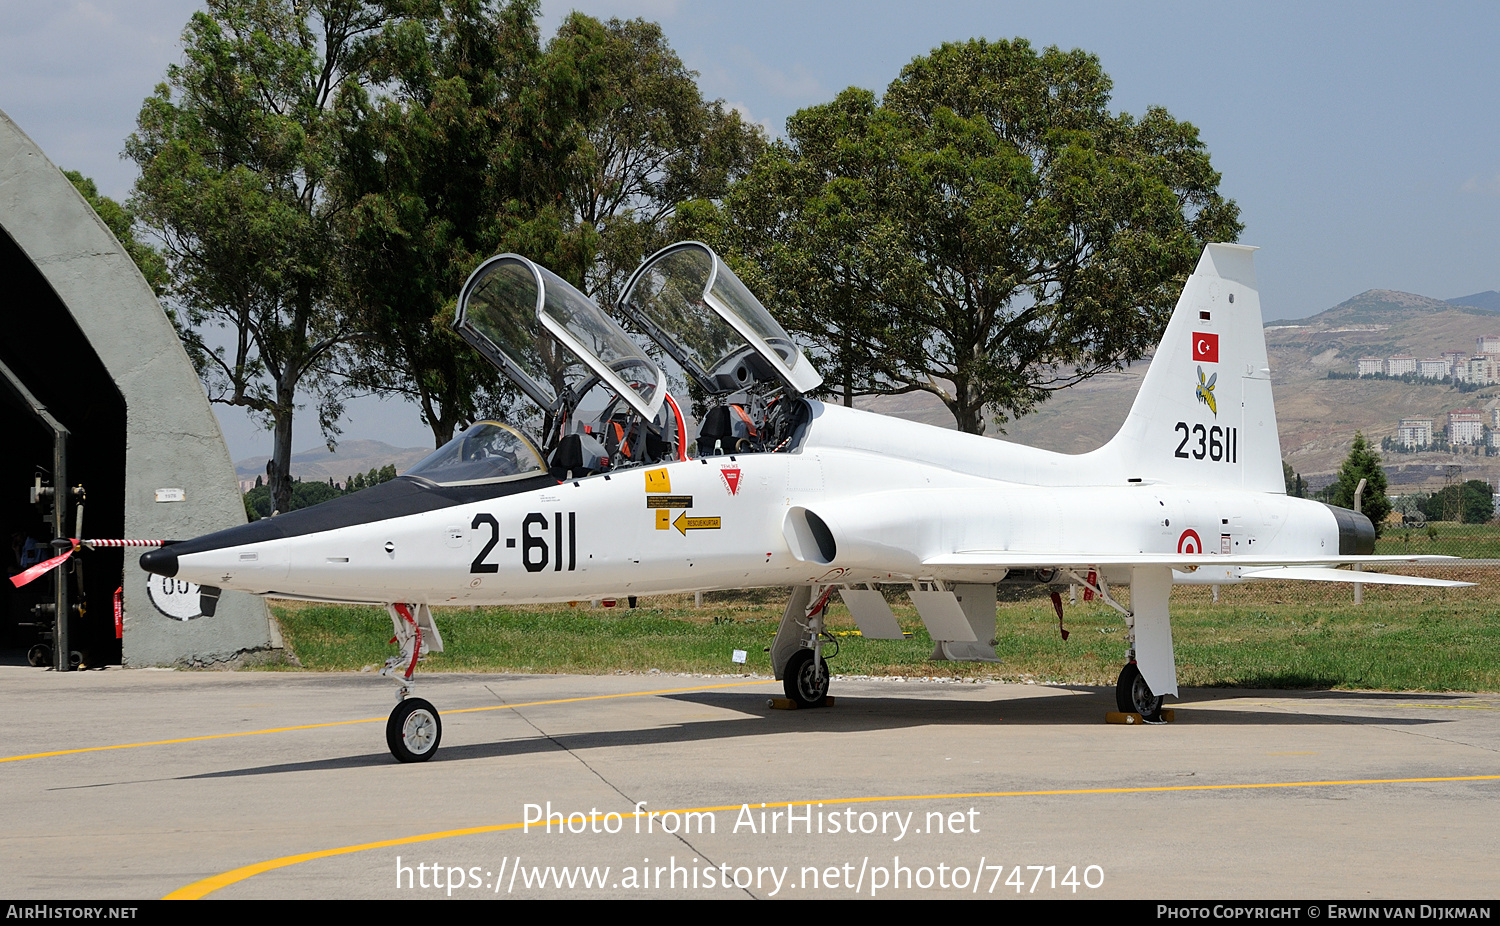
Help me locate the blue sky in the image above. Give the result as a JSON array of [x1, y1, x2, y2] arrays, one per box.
[[2, 1, 1497, 458]]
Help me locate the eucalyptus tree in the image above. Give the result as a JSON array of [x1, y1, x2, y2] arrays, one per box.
[[707, 39, 1243, 433], [128, 0, 385, 513], [561, 16, 764, 306], [334, 0, 603, 447]]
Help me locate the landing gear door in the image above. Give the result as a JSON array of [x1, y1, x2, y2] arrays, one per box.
[[618, 241, 822, 396], [455, 255, 665, 421]]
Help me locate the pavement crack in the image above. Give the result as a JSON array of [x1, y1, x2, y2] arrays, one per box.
[[483, 684, 754, 898]]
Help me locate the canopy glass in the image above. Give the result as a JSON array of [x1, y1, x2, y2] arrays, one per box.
[[455, 255, 664, 419], [618, 242, 822, 395], [405, 421, 547, 486]]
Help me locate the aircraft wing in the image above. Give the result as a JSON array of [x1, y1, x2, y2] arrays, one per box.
[[923, 552, 1472, 587], [925, 552, 1461, 567], [1236, 566, 1470, 588]]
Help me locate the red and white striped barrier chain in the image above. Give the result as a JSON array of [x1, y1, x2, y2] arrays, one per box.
[[9, 539, 166, 588]]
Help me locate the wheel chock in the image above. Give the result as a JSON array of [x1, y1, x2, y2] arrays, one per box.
[[1106, 709, 1175, 724], [768, 696, 837, 710]]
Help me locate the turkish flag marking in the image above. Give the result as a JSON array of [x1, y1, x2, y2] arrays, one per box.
[[720, 467, 742, 496], [1193, 332, 1219, 363]]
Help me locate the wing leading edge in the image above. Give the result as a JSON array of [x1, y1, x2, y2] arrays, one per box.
[[923, 552, 1472, 587]]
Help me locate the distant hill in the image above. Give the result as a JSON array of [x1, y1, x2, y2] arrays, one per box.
[[235, 438, 433, 487], [1448, 290, 1500, 313], [864, 287, 1500, 493], [1266, 288, 1493, 328]]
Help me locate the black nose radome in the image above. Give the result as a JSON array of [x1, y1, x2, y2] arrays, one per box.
[[139, 544, 180, 578]]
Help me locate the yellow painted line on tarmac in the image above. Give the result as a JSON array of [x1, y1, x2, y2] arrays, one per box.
[[166, 773, 1500, 899], [0, 679, 777, 764]]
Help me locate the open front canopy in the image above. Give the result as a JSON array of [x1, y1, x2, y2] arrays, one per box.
[[619, 242, 822, 395], [455, 255, 664, 419]]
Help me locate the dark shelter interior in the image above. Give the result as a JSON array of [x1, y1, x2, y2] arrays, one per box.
[[0, 226, 126, 667]]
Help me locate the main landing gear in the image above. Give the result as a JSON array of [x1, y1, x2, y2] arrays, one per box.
[[1115, 661, 1163, 722], [774, 585, 837, 708], [783, 648, 829, 708], [381, 603, 446, 762]]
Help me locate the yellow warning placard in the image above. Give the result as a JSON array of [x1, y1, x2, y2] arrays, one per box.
[[646, 495, 692, 509], [644, 469, 671, 493], [673, 513, 721, 535]]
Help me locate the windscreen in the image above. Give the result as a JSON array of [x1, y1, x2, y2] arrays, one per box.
[[405, 422, 547, 486]]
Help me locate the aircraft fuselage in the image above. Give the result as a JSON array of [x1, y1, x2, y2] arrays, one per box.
[[154, 402, 1349, 605]]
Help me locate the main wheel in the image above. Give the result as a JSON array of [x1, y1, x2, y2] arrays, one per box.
[[26, 644, 50, 667], [387, 697, 442, 762], [783, 649, 829, 708], [1115, 662, 1163, 721]]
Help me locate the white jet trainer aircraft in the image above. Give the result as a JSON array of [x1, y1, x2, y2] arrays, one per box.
[[141, 242, 1467, 762]]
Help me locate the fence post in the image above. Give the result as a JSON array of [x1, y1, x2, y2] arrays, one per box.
[[1353, 477, 1367, 604]]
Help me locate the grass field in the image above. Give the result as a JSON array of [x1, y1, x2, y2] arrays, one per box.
[[269, 561, 1500, 692], [1374, 520, 1500, 558]]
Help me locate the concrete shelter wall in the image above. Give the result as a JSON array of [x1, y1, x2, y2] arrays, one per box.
[[0, 109, 269, 665]]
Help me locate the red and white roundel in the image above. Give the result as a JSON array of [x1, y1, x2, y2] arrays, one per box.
[[1177, 529, 1203, 554]]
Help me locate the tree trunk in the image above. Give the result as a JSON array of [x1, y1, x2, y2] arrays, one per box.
[[421, 392, 458, 449], [269, 380, 297, 515], [946, 374, 986, 435]]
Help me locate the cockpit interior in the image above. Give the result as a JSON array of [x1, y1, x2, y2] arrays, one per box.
[[446, 241, 823, 481]]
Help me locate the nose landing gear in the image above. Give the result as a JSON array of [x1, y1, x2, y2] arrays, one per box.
[[387, 697, 442, 763], [380, 602, 446, 762]]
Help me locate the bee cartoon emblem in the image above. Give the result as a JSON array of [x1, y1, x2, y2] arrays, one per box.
[[1196, 365, 1217, 416]]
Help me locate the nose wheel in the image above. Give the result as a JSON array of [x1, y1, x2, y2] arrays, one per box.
[[1115, 662, 1163, 722], [387, 697, 442, 762]]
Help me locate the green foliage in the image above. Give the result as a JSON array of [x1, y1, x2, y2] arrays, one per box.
[[1419, 480, 1495, 524], [243, 463, 397, 517], [563, 16, 764, 305], [1282, 460, 1307, 498], [334, 5, 762, 446], [127, 0, 385, 514], [333, 0, 599, 446], [699, 38, 1242, 431], [62, 170, 171, 299], [1330, 432, 1391, 535]]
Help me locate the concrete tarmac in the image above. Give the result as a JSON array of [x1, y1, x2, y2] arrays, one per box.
[[1, 664, 1496, 900]]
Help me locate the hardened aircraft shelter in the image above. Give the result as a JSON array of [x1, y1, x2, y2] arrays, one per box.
[[0, 107, 268, 668]]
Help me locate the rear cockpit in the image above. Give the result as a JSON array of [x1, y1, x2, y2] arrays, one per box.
[[450, 242, 821, 475]]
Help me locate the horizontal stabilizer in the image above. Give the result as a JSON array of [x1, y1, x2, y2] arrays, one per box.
[[1240, 567, 1473, 588]]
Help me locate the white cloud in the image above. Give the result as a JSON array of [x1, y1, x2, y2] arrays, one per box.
[[728, 46, 821, 100], [1460, 172, 1500, 196], [726, 100, 778, 138]]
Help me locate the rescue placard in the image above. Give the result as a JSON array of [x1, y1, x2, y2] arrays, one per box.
[[673, 513, 721, 535]]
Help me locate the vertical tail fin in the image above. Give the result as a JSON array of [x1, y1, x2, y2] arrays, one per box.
[[1102, 244, 1283, 492]]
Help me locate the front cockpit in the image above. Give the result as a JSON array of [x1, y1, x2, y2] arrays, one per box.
[[450, 241, 822, 475], [404, 421, 548, 488]]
